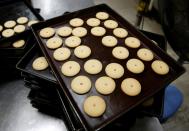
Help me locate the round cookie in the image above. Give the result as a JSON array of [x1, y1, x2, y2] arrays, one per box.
[[2, 29, 15, 38], [121, 78, 141, 96], [84, 59, 102, 74], [46, 37, 63, 49], [53, 47, 71, 61], [39, 27, 55, 38], [65, 36, 81, 48], [32, 57, 48, 71], [12, 39, 25, 48], [4, 20, 16, 28], [17, 17, 28, 24], [96, 12, 109, 20], [57, 26, 72, 37], [14, 25, 25, 33], [91, 26, 106, 36], [102, 36, 117, 47], [74, 45, 91, 59], [69, 18, 84, 27], [112, 46, 129, 59], [72, 27, 87, 37], [151, 60, 169, 75], [104, 20, 118, 29], [95, 76, 116, 95], [105, 63, 124, 79], [125, 37, 141, 48], [126, 59, 144, 74], [71, 75, 91, 94], [28, 20, 39, 27], [83, 96, 106, 117], [86, 18, 100, 27], [113, 28, 128, 38], [0, 25, 3, 32], [61, 61, 80, 77], [137, 48, 154, 61]]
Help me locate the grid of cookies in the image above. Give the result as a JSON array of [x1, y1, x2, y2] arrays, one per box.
[[37, 11, 170, 122], [0, 16, 39, 39]]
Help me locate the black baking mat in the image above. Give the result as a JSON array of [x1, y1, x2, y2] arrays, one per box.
[[31, 4, 185, 130], [0, 0, 43, 41]]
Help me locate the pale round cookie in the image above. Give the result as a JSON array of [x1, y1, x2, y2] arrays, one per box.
[[125, 37, 141, 48], [12, 40, 25, 48], [27, 20, 39, 27], [137, 48, 154, 61], [95, 76, 116, 95], [71, 75, 91, 94], [57, 26, 72, 37], [96, 12, 109, 20], [126, 59, 144, 74], [39, 27, 55, 38], [102, 36, 117, 47], [14, 25, 25, 33], [105, 63, 124, 79], [113, 28, 128, 38], [91, 26, 106, 36], [53, 47, 71, 61], [2, 29, 15, 38], [86, 18, 100, 27], [121, 78, 141, 96], [74, 45, 91, 59], [65, 36, 81, 48], [17, 17, 28, 24], [142, 97, 154, 107], [151, 60, 169, 75], [72, 27, 87, 37], [0, 25, 3, 32], [104, 20, 118, 29], [32, 57, 48, 71], [46, 37, 63, 49], [112, 46, 129, 59], [83, 96, 106, 117], [4, 20, 16, 28], [69, 18, 84, 27], [61, 61, 80, 77], [84, 59, 102, 74]]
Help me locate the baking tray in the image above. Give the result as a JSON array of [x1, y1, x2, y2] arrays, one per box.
[[0, 0, 43, 42], [31, 4, 185, 130], [16, 45, 57, 84], [0, 31, 34, 57], [17, 46, 84, 131], [139, 88, 165, 118], [17, 45, 139, 131], [17, 43, 165, 118]]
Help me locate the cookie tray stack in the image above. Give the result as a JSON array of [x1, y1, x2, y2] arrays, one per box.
[[0, 0, 43, 76], [31, 4, 185, 130], [17, 39, 166, 130]]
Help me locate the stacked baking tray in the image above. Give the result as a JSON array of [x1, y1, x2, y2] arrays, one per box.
[[17, 5, 178, 130], [0, 0, 43, 76], [17, 44, 141, 130], [31, 4, 185, 130]]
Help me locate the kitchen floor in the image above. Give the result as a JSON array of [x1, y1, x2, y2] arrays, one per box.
[[93, 0, 189, 131]]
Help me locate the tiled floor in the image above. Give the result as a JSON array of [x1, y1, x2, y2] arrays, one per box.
[[94, 0, 189, 131]]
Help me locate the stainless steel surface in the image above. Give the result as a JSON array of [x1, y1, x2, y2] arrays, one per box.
[[30, 0, 94, 20], [0, 79, 67, 131]]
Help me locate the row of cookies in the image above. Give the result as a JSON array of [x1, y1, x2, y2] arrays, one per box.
[[31, 56, 140, 117], [0, 16, 39, 38], [39, 29, 169, 76]]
